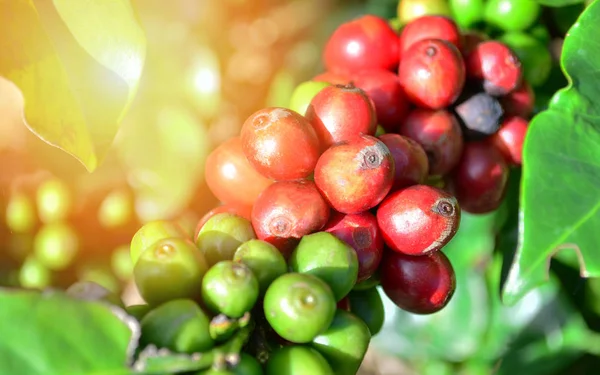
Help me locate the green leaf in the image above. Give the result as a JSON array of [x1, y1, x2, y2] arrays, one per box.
[[502, 1, 600, 305], [0, 288, 139, 375], [0, 0, 146, 172], [116, 102, 210, 221]]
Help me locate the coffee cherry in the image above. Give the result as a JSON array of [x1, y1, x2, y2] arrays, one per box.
[[34, 222, 79, 271], [266, 346, 334, 375], [251, 180, 330, 258], [465, 41, 522, 96], [454, 92, 504, 141], [205, 136, 273, 210], [233, 239, 287, 295], [460, 30, 488, 57], [130, 220, 188, 264], [290, 231, 359, 301], [313, 71, 352, 85], [134, 237, 209, 306], [323, 211, 383, 283], [484, 0, 540, 32], [399, 15, 462, 55], [380, 249, 456, 315], [337, 297, 351, 311], [235, 353, 263, 375], [350, 69, 411, 133], [289, 80, 331, 116], [398, 108, 463, 177], [263, 273, 336, 343], [348, 287, 385, 336], [501, 80, 535, 118], [140, 299, 214, 354], [195, 204, 253, 240], [311, 309, 371, 375], [398, 38, 465, 109], [201, 261, 259, 318], [36, 178, 72, 224], [397, 0, 452, 26], [379, 133, 429, 191], [305, 83, 377, 150], [314, 135, 394, 214], [195, 213, 257, 267], [323, 15, 400, 74], [489, 116, 529, 166], [377, 185, 460, 256], [447, 141, 510, 214], [240, 107, 321, 181]]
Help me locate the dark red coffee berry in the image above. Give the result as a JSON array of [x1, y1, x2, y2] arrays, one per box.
[[241, 107, 321, 181], [454, 92, 504, 141], [305, 83, 377, 150], [398, 108, 463, 177], [251, 180, 330, 258], [460, 30, 488, 57], [399, 15, 462, 55], [489, 116, 529, 166], [351, 69, 411, 133], [314, 134, 394, 214], [323, 15, 400, 74], [323, 210, 384, 283], [337, 296, 351, 311], [380, 249, 456, 315], [376, 185, 460, 256], [501, 80, 535, 118], [465, 41, 522, 96], [398, 38, 465, 109], [378, 133, 429, 191], [446, 142, 510, 214]]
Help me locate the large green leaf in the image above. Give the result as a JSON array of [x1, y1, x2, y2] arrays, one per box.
[[502, 1, 600, 306], [0, 0, 146, 172], [0, 288, 138, 375]]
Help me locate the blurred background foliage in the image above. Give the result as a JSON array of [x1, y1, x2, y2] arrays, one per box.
[[1, 0, 600, 374]]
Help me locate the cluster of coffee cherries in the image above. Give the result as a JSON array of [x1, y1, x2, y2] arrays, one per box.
[[314, 13, 531, 214]]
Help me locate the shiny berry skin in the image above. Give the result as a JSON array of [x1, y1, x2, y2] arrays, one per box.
[[205, 136, 273, 209], [348, 287, 385, 336], [501, 80, 535, 118], [447, 141, 510, 214], [305, 83, 377, 150], [465, 41, 522, 96], [380, 249, 456, 314], [378, 133, 429, 191], [398, 38, 465, 109], [399, 15, 462, 55], [377, 185, 460, 256], [251, 180, 330, 258], [233, 239, 287, 295], [323, 15, 400, 74], [194, 204, 252, 240], [314, 135, 394, 214], [195, 213, 256, 267], [489, 116, 529, 166], [266, 346, 334, 375], [350, 69, 411, 133], [263, 273, 337, 344], [398, 108, 463, 177], [240, 107, 321, 181], [323, 211, 383, 283], [130, 220, 188, 264]]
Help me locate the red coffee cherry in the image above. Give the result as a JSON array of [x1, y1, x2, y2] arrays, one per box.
[[489, 116, 529, 166], [465, 41, 523, 96], [378, 133, 429, 191], [399, 15, 462, 55]]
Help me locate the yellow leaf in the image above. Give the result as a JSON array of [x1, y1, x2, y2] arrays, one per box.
[[0, 0, 147, 172]]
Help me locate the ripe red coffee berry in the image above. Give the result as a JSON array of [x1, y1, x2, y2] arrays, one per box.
[[241, 107, 321, 181], [351, 69, 411, 133], [501, 80, 535, 118], [398, 38, 465, 109], [399, 15, 462, 55], [380, 249, 456, 315], [489, 116, 529, 166], [323, 210, 384, 283], [252, 180, 330, 258], [447, 142, 510, 214], [398, 108, 463, 177], [314, 134, 394, 214], [305, 83, 377, 150], [377, 185, 460, 256], [323, 15, 400, 74], [465, 41, 522, 96], [460, 30, 488, 57], [205, 136, 273, 210], [378, 133, 429, 191]]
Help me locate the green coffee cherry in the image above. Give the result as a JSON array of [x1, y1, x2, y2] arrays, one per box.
[[484, 0, 540, 32], [134, 237, 209, 306], [202, 261, 259, 318], [130, 220, 188, 264], [98, 188, 133, 229], [265, 346, 333, 375], [196, 213, 257, 267], [499, 31, 552, 87], [348, 287, 385, 336], [233, 353, 263, 375], [5, 191, 36, 233], [233, 239, 287, 295], [290, 232, 358, 301], [140, 299, 214, 354], [19, 255, 51, 289], [36, 178, 72, 224]]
